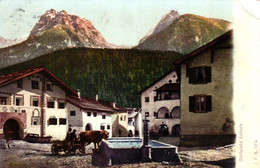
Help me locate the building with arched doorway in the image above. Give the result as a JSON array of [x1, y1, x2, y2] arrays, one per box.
[[0, 67, 127, 140], [140, 71, 180, 137], [0, 67, 77, 140]]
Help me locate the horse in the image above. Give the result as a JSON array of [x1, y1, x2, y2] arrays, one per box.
[[79, 130, 109, 152]]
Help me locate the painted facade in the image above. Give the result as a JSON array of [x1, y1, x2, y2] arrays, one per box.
[[140, 71, 180, 137], [0, 67, 126, 141], [174, 30, 235, 146], [0, 68, 76, 140]]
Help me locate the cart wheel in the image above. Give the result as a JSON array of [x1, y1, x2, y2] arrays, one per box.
[[79, 146, 85, 154], [51, 145, 59, 155]]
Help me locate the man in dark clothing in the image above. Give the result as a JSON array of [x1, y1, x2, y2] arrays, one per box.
[[70, 129, 78, 146], [66, 127, 72, 141]]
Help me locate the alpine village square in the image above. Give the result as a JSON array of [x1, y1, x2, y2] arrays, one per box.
[[0, 7, 236, 168]]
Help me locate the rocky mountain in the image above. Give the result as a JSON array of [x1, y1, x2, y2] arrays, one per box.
[[139, 10, 180, 44], [0, 9, 115, 68], [0, 36, 26, 48], [136, 13, 232, 54]]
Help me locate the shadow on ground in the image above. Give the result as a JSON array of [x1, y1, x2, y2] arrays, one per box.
[[201, 157, 235, 168]]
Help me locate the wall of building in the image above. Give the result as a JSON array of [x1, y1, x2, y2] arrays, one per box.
[[112, 112, 128, 137], [180, 48, 234, 143], [0, 73, 68, 140], [141, 71, 180, 136]]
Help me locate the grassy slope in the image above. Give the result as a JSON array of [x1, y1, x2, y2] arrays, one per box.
[[0, 48, 183, 107], [137, 14, 231, 54]]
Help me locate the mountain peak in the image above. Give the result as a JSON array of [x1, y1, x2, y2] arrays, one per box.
[[139, 10, 179, 44], [28, 9, 112, 48]]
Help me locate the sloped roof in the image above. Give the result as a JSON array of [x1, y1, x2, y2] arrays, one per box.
[[67, 95, 126, 113], [154, 83, 180, 92], [0, 67, 77, 95], [174, 30, 233, 65]]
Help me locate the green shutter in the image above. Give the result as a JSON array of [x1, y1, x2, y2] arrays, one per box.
[[205, 67, 211, 83], [206, 95, 212, 112], [189, 96, 195, 112]]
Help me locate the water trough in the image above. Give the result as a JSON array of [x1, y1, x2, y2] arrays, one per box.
[[92, 118, 181, 166]]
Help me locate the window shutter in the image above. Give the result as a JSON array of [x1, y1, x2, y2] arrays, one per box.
[[206, 95, 212, 112], [189, 68, 196, 84], [189, 96, 195, 112], [205, 67, 211, 83]]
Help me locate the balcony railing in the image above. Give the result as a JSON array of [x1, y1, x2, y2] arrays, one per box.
[[154, 95, 179, 102]]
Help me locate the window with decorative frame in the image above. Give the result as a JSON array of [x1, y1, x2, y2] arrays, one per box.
[[189, 66, 211, 84], [46, 81, 53, 91], [58, 99, 65, 109], [47, 98, 55, 108], [49, 118, 57, 125], [31, 109, 40, 125], [189, 95, 212, 113], [31, 96, 40, 107]]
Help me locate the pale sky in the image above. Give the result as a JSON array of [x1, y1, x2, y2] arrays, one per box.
[[0, 0, 233, 46]]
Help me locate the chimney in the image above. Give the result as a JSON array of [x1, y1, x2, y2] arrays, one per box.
[[95, 94, 98, 101], [112, 102, 116, 108], [77, 89, 81, 98]]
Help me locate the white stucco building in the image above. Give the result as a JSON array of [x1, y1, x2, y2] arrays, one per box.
[[0, 67, 126, 140], [140, 71, 180, 137]]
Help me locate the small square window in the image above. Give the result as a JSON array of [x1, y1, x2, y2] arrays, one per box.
[[87, 112, 91, 116], [17, 80, 23, 88], [46, 82, 53, 91], [102, 115, 106, 119], [49, 118, 57, 125], [100, 125, 105, 130], [33, 100, 39, 107], [47, 98, 55, 108], [145, 97, 149, 102], [107, 125, 110, 130], [145, 112, 149, 117], [59, 118, 66, 125], [70, 111, 76, 116], [93, 112, 97, 117], [31, 80, 39, 89], [58, 100, 65, 109]]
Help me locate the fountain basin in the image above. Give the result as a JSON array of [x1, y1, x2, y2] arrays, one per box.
[[92, 137, 180, 166]]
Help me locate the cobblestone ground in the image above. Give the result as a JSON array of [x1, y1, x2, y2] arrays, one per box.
[[0, 140, 235, 168]]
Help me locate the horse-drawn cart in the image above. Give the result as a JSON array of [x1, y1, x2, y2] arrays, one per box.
[[51, 140, 84, 155]]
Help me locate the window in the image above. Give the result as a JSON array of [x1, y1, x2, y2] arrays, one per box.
[[31, 117, 40, 125], [120, 116, 123, 121], [145, 97, 149, 102], [154, 112, 158, 118], [46, 81, 53, 91], [47, 98, 55, 108], [93, 112, 97, 117], [31, 96, 40, 107], [189, 95, 212, 113], [107, 125, 110, 130], [124, 116, 126, 121], [17, 80, 23, 88], [0, 97, 7, 105], [145, 112, 149, 117], [58, 100, 65, 109], [70, 111, 76, 116], [102, 115, 106, 119], [100, 125, 105, 130], [15, 96, 23, 106], [189, 66, 211, 84], [59, 118, 66, 125], [49, 118, 57, 125], [31, 80, 39, 89], [87, 112, 91, 116]]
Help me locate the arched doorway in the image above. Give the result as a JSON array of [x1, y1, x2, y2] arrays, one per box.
[[4, 119, 20, 140], [158, 124, 169, 136], [172, 124, 180, 137], [85, 123, 92, 131]]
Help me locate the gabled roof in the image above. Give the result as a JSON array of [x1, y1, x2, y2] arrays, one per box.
[[174, 30, 233, 65], [0, 67, 77, 95], [154, 83, 180, 92], [67, 95, 126, 113], [138, 69, 176, 94]]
